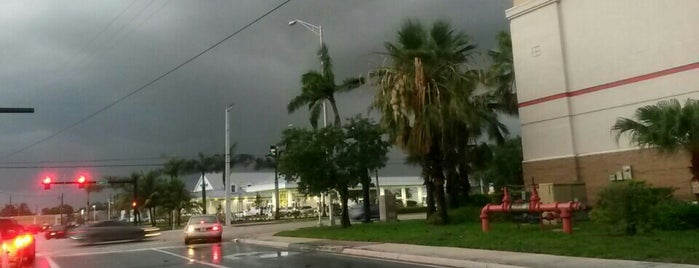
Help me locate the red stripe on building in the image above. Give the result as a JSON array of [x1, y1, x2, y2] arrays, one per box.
[[518, 62, 699, 108]]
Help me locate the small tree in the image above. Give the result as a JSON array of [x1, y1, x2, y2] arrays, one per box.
[[339, 116, 390, 223]]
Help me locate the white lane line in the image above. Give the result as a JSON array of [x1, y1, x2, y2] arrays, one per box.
[[46, 256, 61, 268], [151, 248, 230, 268]]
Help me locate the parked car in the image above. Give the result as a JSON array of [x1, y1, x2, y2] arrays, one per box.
[[349, 204, 380, 220], [298, 206, 316, 217], [68, 220, 146, 244], [184, 215, 222, 245], [0, 218, 35, 266]]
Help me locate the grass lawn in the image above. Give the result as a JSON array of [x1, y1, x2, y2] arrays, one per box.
[[276, 219, 699, 264]]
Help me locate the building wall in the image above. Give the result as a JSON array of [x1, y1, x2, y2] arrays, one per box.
[[526, 149, 695, 204], [509, 0, 699, 203]]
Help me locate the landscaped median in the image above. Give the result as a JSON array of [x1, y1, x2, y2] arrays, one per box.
[[276, 219, 699, 265]]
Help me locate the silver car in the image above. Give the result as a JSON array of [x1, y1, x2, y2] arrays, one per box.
[[184, 215, 222, 244]]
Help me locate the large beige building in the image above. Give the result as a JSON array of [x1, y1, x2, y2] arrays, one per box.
[[508, 0, 699, 203]]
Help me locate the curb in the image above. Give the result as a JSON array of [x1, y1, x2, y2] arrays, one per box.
[[236, 238, 527, 268]]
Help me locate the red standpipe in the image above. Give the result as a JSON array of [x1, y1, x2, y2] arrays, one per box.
[[480, 186, 583, 234]]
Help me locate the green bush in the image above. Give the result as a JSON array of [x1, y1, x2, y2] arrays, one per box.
[[589, 181, 673, 235], [397, 206, 427, 214], [406, 200, 418, 207], [652, 200, 699, 230]]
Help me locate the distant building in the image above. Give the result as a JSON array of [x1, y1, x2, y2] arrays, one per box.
[[190, 172, 425, 217], [508, 0, 699, 203]]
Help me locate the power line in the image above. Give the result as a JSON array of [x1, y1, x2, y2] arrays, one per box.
[[0, 0, 291, 161], [0, 163, 165, 169], [0, 156, 167, 165]]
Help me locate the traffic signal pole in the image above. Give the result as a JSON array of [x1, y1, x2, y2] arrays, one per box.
[[41, 176, 140, 225]]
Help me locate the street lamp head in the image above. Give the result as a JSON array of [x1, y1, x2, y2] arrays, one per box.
[[288, 20, 297, 26]]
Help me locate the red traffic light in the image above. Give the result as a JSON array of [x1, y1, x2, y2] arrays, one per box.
[[132, 201, 137, 208], [42, 176, 52, 190], [77, 176, 86, 188]]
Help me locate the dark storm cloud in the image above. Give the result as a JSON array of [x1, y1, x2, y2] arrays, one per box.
[[0, 0, 513, 207]]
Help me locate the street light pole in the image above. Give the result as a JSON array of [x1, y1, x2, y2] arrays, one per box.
[[224, 104, 234, 226], [289, 18, 334, 226], [288, 19, 326, 128]]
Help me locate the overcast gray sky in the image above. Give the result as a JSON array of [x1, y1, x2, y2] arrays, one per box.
[[0, 0, 515, 210]]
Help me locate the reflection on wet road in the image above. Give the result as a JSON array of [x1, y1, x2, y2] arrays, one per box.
[[34, 240, 430, 268]]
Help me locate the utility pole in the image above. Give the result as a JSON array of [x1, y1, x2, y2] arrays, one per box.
[[134, 177, 139, 225], [224, 104, 233, 226], [59, 193, 64, 225]]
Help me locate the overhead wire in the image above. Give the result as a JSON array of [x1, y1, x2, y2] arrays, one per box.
[[0, 0, 292, 161]]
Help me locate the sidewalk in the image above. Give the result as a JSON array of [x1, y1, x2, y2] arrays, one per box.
[[235, 234, 699, 268]]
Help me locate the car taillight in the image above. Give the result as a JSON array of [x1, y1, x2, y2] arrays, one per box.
[[14, 235, 32, 248], [187, 226, 195, 232], [4, 235, 33, 250], [212, 225, 220, 231]]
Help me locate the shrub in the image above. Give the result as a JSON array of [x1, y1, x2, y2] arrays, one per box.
[[468, 194, 491, 207], [589, 181, 673, 235], [406, 200, 418, 207], [652, 200, 699, 230], [448, 206, 482, 224]]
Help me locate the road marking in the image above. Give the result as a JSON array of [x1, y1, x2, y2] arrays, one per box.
[[151, 249, 230, 268], [46, 256, 61, 268]]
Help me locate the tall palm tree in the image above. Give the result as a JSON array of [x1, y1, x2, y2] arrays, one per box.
[[485, 31, 518, 115], [612, 98, 699, 191], [288, 44, 365, 128], [371, 19, 477, 223]]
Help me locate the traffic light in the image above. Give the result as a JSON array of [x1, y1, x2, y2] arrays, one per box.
[[77, 175, 87, 189], [132, 201, 137, 208], [42, 176, 52, 190]]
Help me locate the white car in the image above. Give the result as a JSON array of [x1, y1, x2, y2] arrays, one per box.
[[184, 215, 222, 245]]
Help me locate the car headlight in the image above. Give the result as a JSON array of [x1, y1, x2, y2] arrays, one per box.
[[187, 226, 195, 233]]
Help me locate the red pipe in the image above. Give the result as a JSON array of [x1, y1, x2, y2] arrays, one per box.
[[481, 186, 583, 234]]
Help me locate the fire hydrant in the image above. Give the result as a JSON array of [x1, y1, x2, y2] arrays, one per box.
[[480, 186, 583, 234]]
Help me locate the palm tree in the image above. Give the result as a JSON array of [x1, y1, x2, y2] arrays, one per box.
[[442, 71, 508, 208], [163, 158, 188, 181], [485, 31, 518, 115], [186, 153, 225, 215], [288, 44, 365, 128], [371, 19, 477, 223], [139, 170, 163, 227], [612, 98, 699, 191]]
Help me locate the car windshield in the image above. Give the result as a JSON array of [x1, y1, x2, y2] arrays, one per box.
[[189, 216, 218, 224]]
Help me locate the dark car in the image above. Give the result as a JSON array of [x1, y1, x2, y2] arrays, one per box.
[[349, 204, 380, 220], [0, 218, 35, 267], [68, 220, 146, 244], [44, 224, 77, 240]]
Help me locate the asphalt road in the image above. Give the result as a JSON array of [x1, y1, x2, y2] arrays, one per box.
[[28, 220, 431, 268]]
